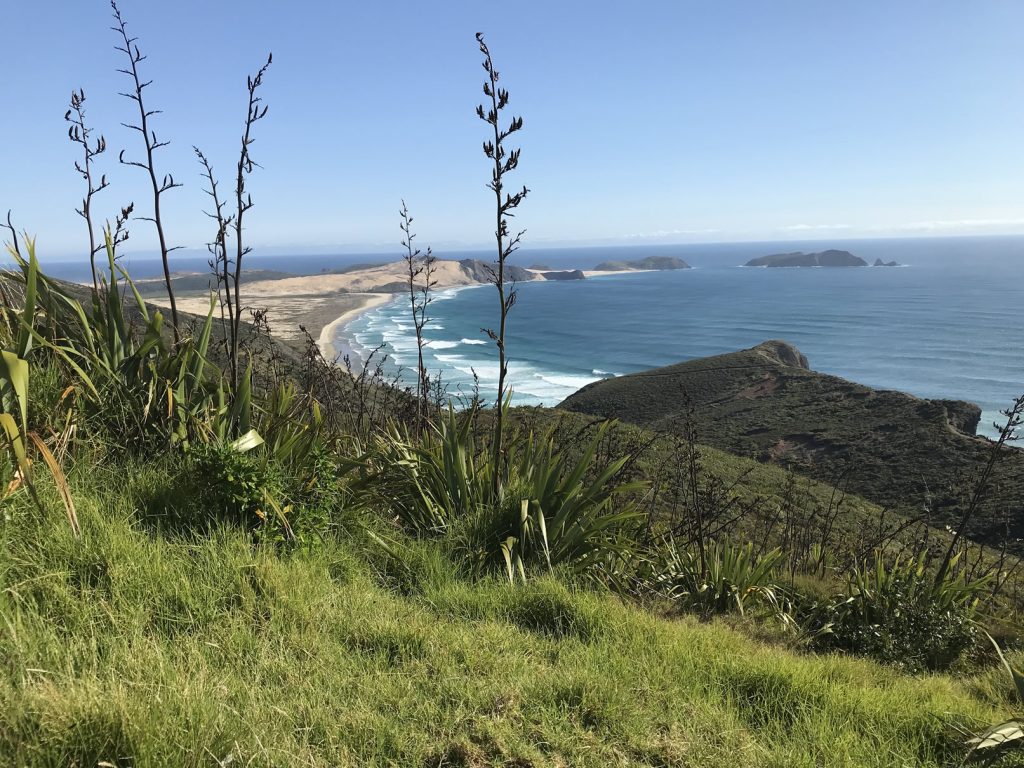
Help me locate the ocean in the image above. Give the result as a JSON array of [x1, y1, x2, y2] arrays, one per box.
[[30, 236, 1023, 440], [337, 237, 1024, 440]]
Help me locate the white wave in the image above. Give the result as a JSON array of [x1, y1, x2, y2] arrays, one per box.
[[425, 340, 460, 349], [432, 284, 485, 302], [381, 332, 418, 353], [460, 338, 488, 345], [537, 373, 600, 390], [452, 364, 497, 381]]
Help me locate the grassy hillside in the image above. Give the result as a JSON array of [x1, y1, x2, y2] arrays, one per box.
[[0, 246, 1020, 766], [0, 465, 1014, 767], [559, 341, 1024, 546]]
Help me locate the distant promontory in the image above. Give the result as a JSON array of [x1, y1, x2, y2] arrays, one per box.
[[744, 250, 867, 268], [592, 256, 691, 271]]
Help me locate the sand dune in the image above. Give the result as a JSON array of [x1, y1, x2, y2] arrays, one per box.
[[149, 259, 506, 354]]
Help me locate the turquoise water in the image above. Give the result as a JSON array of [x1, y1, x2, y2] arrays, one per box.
[[340, 237, 1024, 439]]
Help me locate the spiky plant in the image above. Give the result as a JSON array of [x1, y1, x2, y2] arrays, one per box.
[[227, 53, 272, 392], [64, 89, 110, 296], [475, 32, 528, 497], [111, 0, 182, 339], [656, 538, 785, 616], [964, 637, 1024, 764], [399, 200, 436, 430]]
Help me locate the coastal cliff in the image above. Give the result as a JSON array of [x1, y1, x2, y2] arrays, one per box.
[[559, 340, 1022, 543]]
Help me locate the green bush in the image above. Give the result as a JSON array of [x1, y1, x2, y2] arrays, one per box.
[[811, 553, 982, 672], [368, 412, 644, 585], [654, 537, 787, 618], [190, 442, 276, 529]]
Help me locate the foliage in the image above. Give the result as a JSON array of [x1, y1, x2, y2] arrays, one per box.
[[0, 238, 79, 535], [654, 537, 786, 616], [475, 422, 645, 585], [398, 200, 436, 429], [965, 637, 1024, 764], [813, 552, 983, 672], [366, 410, 644, 583], [111, 0, 182, 335], [189, 439, 277, 529], [0, 478, 1005, 767], [476, 32, 528, 498], [367, 407, 490, 535]]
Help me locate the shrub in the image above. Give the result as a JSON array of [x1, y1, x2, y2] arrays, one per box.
[[655, 537, 786, 618], [369, 412, 644, 585], [188, 442, 268, 528], [366, 408, 491, 536], [812, 552, 982, 672]]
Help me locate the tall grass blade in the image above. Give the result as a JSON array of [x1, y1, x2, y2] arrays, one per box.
[[27, 431, 80, 537]]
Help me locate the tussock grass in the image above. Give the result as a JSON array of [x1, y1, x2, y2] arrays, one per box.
[[0, 466, 1014, 767]]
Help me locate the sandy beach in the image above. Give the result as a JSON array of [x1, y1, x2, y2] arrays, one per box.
[[140, 262, 664, 359], [146, 258, 505, 360], [317, 293, 394, 362], [580, 268, 656, 277]]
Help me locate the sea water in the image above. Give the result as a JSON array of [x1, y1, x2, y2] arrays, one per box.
[[339, 236, 1024, 439]]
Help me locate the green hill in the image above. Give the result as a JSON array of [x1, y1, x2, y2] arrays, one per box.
[[559, 341, 1024, 545]]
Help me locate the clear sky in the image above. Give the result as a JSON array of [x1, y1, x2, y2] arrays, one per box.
[[3, 1, 1023, 258]]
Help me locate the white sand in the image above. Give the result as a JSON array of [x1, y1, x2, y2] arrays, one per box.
[[581, 268, 656, 277], [243, 260, 488, 296], [317, 293, 393, 362]]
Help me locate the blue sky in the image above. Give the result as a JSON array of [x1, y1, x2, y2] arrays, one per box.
[[3, 1, 1023, 258]]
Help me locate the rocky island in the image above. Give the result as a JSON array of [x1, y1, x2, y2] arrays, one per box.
[[592, 256, 691, 271], [744, 249, 867, 267], [873, 258, 900, 267]]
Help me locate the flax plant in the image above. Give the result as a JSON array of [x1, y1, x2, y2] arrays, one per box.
[[475, 33, 528, 497], [111, 0, 182, 339], [399, 200, 437, 430], [65, 89, 110, 296]]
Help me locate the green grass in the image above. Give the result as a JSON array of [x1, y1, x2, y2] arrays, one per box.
[[0, 460, 1015, 767]]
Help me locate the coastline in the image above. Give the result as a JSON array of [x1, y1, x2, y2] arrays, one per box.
[[580, 268, 657, 278], [317, 292, 394, 363]]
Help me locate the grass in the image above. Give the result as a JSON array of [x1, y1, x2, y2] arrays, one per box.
[[0, 458, 1015, 767]]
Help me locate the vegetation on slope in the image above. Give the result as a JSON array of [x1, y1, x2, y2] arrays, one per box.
[[0, 466, 1016, 767], [560, 340, 1024, 547], [1, 6, 1022, 763]]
